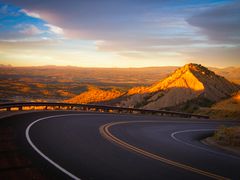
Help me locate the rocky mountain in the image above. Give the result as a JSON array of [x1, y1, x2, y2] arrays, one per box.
[[118, 63, 239, 111]]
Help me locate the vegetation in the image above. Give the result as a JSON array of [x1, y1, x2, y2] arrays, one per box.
[[195, 91, 240, 120], [213, 126, 240, 146], [175, 97, 214, 113], [134, 95, 151, 108]]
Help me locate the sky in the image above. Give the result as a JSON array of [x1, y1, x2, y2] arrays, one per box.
[[0, 0, 239, 68]]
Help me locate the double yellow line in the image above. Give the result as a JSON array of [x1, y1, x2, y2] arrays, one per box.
[[99, 121, 229, 180]]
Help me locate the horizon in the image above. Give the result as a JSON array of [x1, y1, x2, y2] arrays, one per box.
[[0, 0, 240, 68], [0, 63, 239, 69]]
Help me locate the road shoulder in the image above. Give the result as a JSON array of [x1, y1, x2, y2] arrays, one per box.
[[202, 137, 240, 156]]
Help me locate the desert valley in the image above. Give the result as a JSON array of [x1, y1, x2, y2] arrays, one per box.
[[1, 63, 239, 119]]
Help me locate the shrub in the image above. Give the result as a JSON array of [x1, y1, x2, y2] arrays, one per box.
[[213, 126, 240, 146]]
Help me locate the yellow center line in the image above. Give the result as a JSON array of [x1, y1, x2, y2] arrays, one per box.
[[99, 121, 230, 180]]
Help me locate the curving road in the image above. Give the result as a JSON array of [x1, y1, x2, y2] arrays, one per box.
[[1, 111, 240, 180]]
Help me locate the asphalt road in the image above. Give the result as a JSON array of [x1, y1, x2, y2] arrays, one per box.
[[1, 111, 240, 180]]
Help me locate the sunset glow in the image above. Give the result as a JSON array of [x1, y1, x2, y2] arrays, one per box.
[[0, 0, 239, 67]]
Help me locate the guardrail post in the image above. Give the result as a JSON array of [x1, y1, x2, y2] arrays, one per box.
[[67, 106, 71, 110], [102, 108, 106, 112]]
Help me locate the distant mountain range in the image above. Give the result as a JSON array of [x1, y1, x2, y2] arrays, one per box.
[[209, 67, 240, 84]]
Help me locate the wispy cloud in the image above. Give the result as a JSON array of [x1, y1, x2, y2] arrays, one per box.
[[44, 24, 64, 35], [16, 24, 43, 35], [19, 9, 40, 18]]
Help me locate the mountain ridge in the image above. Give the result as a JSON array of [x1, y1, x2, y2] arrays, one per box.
[[64, 63, 239, 113], [117, 63, 239, 111]]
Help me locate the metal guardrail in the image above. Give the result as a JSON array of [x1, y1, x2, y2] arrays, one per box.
[[0, 102, 209, 119]]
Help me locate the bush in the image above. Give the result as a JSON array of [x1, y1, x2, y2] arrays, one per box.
[[213, 126, 240, 146]]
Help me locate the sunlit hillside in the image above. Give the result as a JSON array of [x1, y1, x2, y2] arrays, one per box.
[[118, 64, 239, 111], [65, 86, 124, 104]]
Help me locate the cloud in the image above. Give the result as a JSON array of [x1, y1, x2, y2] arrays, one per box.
[[1, 0, 239, 67], [0, 39, 58, 49], [19, 9, 40, 18], [95, 37, 204, 52], [0, 1, 189, 38], [44, 24, 64, 35], [0, 3, 65, 42], [17, 24, 43, 35], [1, 0, 211, 57], [187, 1, 240, 44]]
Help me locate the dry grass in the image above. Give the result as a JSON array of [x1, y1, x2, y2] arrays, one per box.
[[65, 87, 124, 104], [212, 91, 240, 112], [213, 126, 240, 146], [195, 91, 240, 120]]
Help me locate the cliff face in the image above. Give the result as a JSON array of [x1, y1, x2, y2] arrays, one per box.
[[118, 64, 239, 110]]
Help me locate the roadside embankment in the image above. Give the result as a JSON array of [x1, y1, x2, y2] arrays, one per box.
[[203, 126, 240, 156]]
